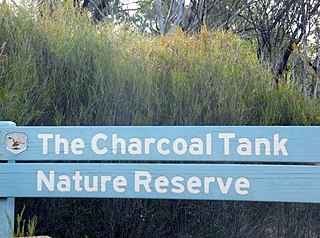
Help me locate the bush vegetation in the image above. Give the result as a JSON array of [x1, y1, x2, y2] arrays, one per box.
[[1, 2, 320, 237]]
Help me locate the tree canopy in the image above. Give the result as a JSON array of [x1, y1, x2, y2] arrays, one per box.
[[30, 0, 319, 94]]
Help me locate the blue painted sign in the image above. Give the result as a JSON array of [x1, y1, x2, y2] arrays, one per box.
[[1, 122, 320, 238], [0, 126, 319, 162], [0, 163, 320, 203]]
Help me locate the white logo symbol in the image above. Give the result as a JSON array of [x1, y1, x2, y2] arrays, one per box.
[[5, 133, 28, 154]]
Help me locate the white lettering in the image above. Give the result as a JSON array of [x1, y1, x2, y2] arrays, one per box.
[[113, 176, 127, 193], [55, 134, 69, 155], [204, 177, 215, 194], [128, 138, 142, 155], [255, 138, 270, 155], [112, 134, 126, 154], [237, 138, 252, 156], [91, 133, 108, 155], [274, 133, 288, 156], [218, 133, 235, 155], [57, 175, 70, 192], [72, 171, 83, 192], [84, 175, 98, 192], [235, 177, 250, 195], [38, 134, 53, 155], [155, 176, 169, 193], [37, 170, 54, 192], [144, 138, 155, 154], [189, 138, 204, 155], [206, 133, 212, 155], [217, 177, 232, 194], [157, 138, 170, 155], [187, 176, 201, 194], [173, 138, 188, 155], [71, 138, 85, 155], [135, 171, 152, 192], [101, 176, 112, 192], [171, 176, 185, 193]]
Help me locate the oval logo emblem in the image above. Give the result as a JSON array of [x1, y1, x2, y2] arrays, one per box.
[[5, 132, 28, 154]]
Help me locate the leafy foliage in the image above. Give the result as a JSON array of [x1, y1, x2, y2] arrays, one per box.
[[0, 4, 319, 126]]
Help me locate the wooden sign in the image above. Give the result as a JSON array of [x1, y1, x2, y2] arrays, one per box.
[[0, 163, 320, 203], [1, 121, 320, 237], [0, 126, 319, 162]]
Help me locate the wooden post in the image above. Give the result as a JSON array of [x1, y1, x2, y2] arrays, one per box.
[[0, 121, 16, 238]]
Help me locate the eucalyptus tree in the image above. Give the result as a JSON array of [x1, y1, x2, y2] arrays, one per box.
[[237, 0, 320, 86], [38, 0, 320, 89], [148, 0, 252, 34], [149, 0, 320, 87]]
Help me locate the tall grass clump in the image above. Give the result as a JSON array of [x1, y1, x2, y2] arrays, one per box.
[[1, 2, 319, 126], [2, 2, 320, 237]]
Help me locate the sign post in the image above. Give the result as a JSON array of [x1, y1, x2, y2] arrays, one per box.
[[0, 121, 16, 238]]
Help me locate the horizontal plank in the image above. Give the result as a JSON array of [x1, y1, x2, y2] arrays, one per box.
[[1, 163, 320, 203], [0, 126, 319, 162]]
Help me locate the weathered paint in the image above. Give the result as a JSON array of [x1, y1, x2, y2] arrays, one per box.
[[0, 163, 320, 203], [1, 122, 320, 238], [0, 121, 15, 238], [0, 126, 319, 162]]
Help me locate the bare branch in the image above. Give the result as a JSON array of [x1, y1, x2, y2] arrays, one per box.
[[88, 0, 106, 19], [215, 0, 256, 32], [169, 0, 193, 33], [154, 0, 165, 34]]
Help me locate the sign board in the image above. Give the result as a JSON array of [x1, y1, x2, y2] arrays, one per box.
[[0, 163, 320, 203], [0, 126, 320, 162], [1, 122, 320, 237]]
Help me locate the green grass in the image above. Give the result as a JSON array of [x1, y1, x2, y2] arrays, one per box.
[[7, 205, 37, 237], [1, 3, 319, 127]]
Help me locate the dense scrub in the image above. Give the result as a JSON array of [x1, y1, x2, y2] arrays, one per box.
[[1, 3, 320, 237]]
